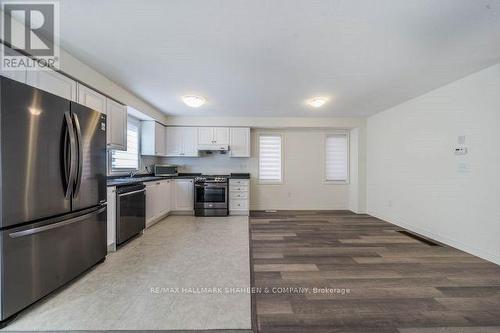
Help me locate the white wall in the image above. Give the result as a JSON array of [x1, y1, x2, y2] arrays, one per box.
[[250, 129, 350, 210], [163, 126, 365, 211], [165, 116, 365, 129], [367, 63, 500, 264], [59, 48, 166, 123], [165, 116, 367, 211], [349, 128, 361, 213]]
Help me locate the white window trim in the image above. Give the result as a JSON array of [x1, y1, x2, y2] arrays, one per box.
[[323, 131, 350, 185], [258, 132, 284, 185], [108, 116, 142, 176]]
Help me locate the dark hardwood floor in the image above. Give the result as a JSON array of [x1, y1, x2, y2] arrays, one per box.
[[249, 210, 500, 333]]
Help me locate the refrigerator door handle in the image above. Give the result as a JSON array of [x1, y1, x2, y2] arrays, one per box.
[[72, 113, 83, 197], [8, 205, 107, 239], [63, 112, 77, 199]]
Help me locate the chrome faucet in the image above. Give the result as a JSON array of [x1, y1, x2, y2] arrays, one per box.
[[129, 170, 139, 178]]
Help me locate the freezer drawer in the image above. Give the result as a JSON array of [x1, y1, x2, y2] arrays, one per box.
[[0, 205, 107, 320]]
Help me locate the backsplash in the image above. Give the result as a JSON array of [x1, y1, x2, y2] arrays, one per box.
[[141, 155, 160, 174], [159, 153, 255, 175]]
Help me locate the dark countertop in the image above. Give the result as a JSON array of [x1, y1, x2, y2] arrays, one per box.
[[229, 173, 251, 179], [107, 173, 250, 187]]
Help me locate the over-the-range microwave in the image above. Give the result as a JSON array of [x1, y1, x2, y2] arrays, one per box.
[[154, 164, 178, 176]]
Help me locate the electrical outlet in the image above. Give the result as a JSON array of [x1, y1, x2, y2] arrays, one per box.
[[388, 200, 393, 208], [458, 162, 471, 173]]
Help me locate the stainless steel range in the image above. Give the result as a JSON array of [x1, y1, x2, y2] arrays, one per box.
[[194, 176, 228, 216]]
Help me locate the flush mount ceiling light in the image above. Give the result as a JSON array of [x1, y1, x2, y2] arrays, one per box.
[[182, 95, 206, 108], [307, 97, 328, 108]]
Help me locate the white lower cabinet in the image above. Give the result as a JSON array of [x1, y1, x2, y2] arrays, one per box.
[[106, 187, 117, 251], [145, 180, 173, 227], [145, 178, 194, 226], [157, 180, 172, 216], [173, 179, 194, 212], [145, 182, 158, 225], [229, 179, 250, 215]]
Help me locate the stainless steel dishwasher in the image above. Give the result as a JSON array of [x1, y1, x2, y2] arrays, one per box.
[[116, 183, 146, 245]]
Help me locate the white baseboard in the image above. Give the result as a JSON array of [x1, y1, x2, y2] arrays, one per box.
[[107, 243, 116, 253], [230, 210, 249, 216], [146, 212, 171, 228], [169, 210, 194, 216], [368, 210, 500, 266]]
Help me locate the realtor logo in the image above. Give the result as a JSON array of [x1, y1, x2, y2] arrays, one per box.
[[1, 1, 60, 71]]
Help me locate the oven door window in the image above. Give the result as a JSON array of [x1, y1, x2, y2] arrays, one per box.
[[196, 186, 226, 203]]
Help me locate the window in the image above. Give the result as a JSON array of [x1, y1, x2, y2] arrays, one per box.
[[325, 133, 349, 183], [111, 117, 140, 173], [259, 134, 282, 183]]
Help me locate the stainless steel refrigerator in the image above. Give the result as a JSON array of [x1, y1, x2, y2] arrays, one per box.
[[0, 77, 107, 325]]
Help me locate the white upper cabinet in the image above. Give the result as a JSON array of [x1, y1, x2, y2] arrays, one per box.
[[230, 127, 251, 157], [197, 127, 230, 145], [142, 121, 166, 156], [197, 127, 213, 145], [182, 127, 199, 156], [26, 70, 77, 101], [106, 98, 127, 150], [0, 68, 26, 84], [166, 127, 199, 157], [165, 127, 183, 156], [0, 47, 27, 83], [78, 83, 127, 150], [214, 127, 230, 144], [77, 83, 107, 114]]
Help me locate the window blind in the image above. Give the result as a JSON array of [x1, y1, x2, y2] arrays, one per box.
[[259, 134, 282, 182], [325, 134, 348, 182], [111, 118, 140, 171]]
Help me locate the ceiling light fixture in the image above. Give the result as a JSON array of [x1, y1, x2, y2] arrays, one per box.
[[307, 97, 328, 108], [182, 95, 206, 108]]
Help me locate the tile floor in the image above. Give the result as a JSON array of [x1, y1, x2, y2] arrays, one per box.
[[3, 215, 252, 331]]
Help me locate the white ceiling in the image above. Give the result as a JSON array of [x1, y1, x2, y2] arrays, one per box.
[[59, 0, 500, 117]]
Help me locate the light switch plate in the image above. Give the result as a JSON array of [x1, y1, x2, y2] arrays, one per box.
[[454, 146, 468, 155]]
